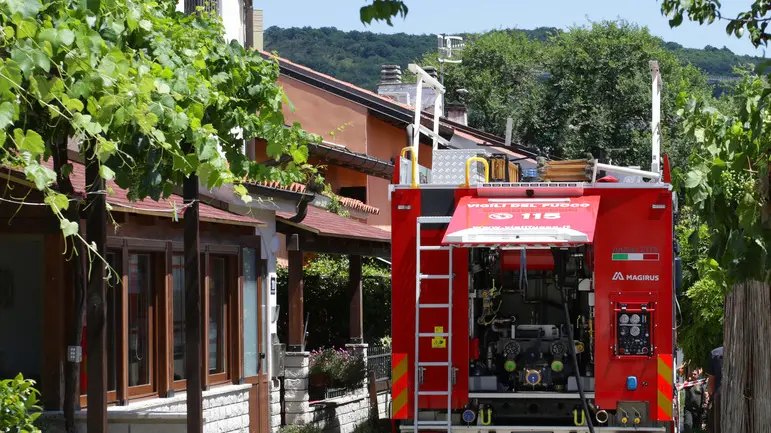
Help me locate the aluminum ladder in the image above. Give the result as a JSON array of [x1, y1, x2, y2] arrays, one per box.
[[413, 216, 454, 432]]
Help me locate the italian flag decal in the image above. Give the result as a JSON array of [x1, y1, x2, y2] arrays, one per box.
[[612, 253, 659, 261]]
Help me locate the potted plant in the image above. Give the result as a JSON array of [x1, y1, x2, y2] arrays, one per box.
[[308, 349, 333, 388]]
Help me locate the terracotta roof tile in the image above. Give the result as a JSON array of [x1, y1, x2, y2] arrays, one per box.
[[247, 180, 380, 215], [277, 205, 389, 242], [39, 161, 265, 227], [253, 180, 307, 193], [336, 196, 380, 215]]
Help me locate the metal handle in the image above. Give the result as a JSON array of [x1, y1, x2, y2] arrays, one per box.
[[400, 146, 418, 188], [464, 157, 490, 187]]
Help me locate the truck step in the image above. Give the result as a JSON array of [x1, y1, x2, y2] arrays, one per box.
[[419, 303, 450, 309], [418, 362, 451, 367], [415, 420, 451, 426], [418, 332, 449, 337], [419, 274, 453, 280], [419, 245, 451, 251]]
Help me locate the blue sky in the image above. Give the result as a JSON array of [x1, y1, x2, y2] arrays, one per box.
[[258, 0, 769, 57]]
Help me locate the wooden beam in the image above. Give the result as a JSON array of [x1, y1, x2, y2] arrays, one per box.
[[349, 255, 363, 344], [287, 239, 304, 352], [276, 224, 391, 258], [85, 142, 107, 432], [184, 172, 203, 433]]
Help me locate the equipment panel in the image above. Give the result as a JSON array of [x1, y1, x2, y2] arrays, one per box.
[[616, 310, 652, 356]]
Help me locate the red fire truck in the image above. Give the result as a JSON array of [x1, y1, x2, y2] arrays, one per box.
[[389, 63, 679, 432]]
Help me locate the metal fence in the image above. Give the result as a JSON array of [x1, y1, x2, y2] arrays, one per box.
[[367, 346, 391, 383]]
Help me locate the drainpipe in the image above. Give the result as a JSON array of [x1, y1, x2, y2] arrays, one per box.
[[287, 194, 313, 223]]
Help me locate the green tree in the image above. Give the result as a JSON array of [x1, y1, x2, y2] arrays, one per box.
[[670, 70, 771, 431], [661, 2, 771, 431], [418, 21, 711, 168], [419, 30, 547, 147], [539, 21, 711, 166], [0, 0, 319, 240], [675, 207, 724, 370]]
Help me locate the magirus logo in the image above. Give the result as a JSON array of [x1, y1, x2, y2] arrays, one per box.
[[612, 272, 659, 281]]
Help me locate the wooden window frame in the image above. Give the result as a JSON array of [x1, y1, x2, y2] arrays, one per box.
[[125, 251, 157, 399], [79, 236, 252, 405], [207, 254, 231, 385]]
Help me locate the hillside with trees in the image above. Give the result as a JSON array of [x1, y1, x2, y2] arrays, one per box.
[[265, 25, 765, 90]]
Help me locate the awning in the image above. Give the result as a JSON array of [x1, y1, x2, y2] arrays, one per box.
[[441, 196, 601, 247]]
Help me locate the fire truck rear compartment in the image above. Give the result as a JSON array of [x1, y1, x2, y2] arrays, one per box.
[[466, 246, 597, 423]]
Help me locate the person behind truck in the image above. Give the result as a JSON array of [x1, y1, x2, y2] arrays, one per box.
[[705, 346, 723, 433], [683, 368, 706, 433]]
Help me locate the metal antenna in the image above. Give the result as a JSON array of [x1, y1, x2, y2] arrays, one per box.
[[437, 34, 464, 86]]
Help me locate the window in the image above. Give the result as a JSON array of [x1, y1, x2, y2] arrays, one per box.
[[79, 240, 243, 404], [209, 257, 227, 376], [172, 255, 186, 381], [128, 254, 153, 391]]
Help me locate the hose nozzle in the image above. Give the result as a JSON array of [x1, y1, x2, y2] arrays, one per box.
[[595, 410, 609, 424]]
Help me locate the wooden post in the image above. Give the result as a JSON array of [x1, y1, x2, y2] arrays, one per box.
[[368, 370, 379, 421], [182, 2, 206, 430], [184, 173, 203, 433], [85, 141, 107, 432], [52, 136, 87, 433], [349, 255, 363, 344], [287, 235, 304, 351]]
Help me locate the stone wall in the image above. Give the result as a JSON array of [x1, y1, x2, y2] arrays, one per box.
[[272, 346, 392, 433], [39, 384, 252, 433], [304, 389, 391, 433]]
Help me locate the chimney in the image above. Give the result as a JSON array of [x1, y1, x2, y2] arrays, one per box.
[[446, 89, 468, 125], [423, 66, 438, 80], [252, 9, 264, 51], [380, 64, 402, 84], [446, 102, 467, 126]]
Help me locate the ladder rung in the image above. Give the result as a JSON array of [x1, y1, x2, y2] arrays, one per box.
[[418, 332, 449, 337], [418, 362, 450, 367], [418, 391, 449, 396], [419, 303, 450, 309], [416, 420, 451, 426], [417, 216, 452, 224], [419, 274, 452, 280], [419, 245, 451, 251]]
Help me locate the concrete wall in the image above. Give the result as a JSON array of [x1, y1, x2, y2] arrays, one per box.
[[39, 384, 252, 433]]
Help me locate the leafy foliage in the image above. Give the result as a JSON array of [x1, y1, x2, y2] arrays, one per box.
[[265, 26, 766, 94], [0, 0, 320, 239], [661, 0, 771, 48], [263, 27, 561, 92], [677, 70, 771, 283], [276, 254, 391, 349], [0, 373, 41, 433], [360, 0, 408, 26], [675, 208, 725, 368], [418, 21, 712, 168]]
